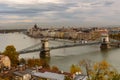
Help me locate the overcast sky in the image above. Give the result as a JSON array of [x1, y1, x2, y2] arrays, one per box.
[[0, 0, 120, 28]]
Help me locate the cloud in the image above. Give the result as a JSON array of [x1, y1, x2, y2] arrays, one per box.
[[0, 0, 120, 27], [0, 0, 62, 4]]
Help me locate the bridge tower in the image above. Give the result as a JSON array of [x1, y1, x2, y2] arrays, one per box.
[[40, 39, 50, 58], [100, 33, 110, 50]]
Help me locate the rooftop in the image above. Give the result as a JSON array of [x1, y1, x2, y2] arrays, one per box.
[[32, 71, 65, 80]]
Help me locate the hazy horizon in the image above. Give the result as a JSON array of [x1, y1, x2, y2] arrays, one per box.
[[0, 24, 119, 29]]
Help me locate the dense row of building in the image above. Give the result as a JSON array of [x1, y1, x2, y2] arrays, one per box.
[[109, 27, 120, 34], [27, 24, 111, 42]]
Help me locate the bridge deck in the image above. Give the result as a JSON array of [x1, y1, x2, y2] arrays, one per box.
[[18, 41, 101, 54]]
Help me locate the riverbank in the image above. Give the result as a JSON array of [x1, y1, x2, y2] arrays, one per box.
[[0, 29, 27, 33]]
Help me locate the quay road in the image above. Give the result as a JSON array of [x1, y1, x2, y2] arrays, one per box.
[[18, 41, 101, 54]]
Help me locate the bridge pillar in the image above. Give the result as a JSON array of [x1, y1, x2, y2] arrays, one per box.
[[100, 33, 110, 50], [40, 39, 50, 58]]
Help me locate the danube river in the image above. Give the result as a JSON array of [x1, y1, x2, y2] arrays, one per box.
[[0, 33, 120, 72]]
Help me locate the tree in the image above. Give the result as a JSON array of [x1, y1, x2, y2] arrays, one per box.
[[92, 60, 110, 80], [51, 66, 59, 72], [19, 58, 26, 64], [27, 59, 35, 67], [27, 58, 50, 69], [70, 64, 81, 74], [27, 59, 42, 67], [79, 60, 92, 79], [2, 45, 19, 67], [80, 60, 120, 80], [65, 76, 72, 80]]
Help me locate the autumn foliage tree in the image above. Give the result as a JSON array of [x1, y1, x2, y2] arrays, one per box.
[[51, 66, 59, 72], [2, 45, 19, 67], [27, 59, 42, 67], [70, 64, 81, 74], [27, 58, 50, 69], [80, 60, 120, 80], [19, 58, 26, 64], [92, 60, 120, 80]]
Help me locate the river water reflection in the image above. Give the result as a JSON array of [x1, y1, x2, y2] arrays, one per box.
[[0, 33, 120, 72]]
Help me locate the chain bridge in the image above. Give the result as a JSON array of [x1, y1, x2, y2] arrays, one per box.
[[18, 37, 120, 57], [18, 40, 101, 54]]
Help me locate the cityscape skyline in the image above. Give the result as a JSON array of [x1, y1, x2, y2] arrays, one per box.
[[0, 0, 120, 28]]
